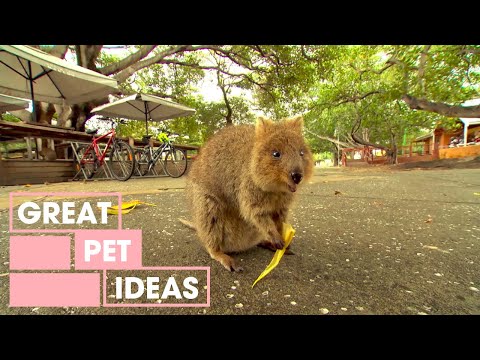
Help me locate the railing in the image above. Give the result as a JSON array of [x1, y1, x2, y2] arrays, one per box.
[[396, 144, 431, 157]]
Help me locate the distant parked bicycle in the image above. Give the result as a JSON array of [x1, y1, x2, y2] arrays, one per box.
[[74, 119, 136, 181], [135, 130, 188, 178]]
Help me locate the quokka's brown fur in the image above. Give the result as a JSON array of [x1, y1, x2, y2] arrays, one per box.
[[185, 116, 314, 272]]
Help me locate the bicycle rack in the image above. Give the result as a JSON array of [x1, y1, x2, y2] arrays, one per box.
[[70, 141, 115, 181], [133, 146, 169, 178]]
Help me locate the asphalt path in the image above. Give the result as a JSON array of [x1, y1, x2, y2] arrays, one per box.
[[1, 164, 479, 315]]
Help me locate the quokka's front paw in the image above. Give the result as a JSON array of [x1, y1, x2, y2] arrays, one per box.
[[270, 234, 285, 250]]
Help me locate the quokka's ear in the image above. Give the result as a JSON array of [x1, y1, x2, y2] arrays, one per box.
[[287, 115, 304, 132], [256, 116, 274, 135]]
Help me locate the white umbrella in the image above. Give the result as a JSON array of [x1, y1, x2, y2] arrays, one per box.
[[91, 93, 196, 134], [0, 94, 30, 112], [0, 45, 118, 121]]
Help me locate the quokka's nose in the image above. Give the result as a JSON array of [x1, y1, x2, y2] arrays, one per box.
[[291, 172, 303, 185]]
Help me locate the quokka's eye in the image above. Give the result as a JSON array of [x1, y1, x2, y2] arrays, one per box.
[[300, 150, 304, 156], [272, 151, 281, 159]]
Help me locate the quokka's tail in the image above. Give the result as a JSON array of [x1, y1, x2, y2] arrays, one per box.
[[178, 218, 196, 230]]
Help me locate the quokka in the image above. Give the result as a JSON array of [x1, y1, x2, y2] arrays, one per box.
[[182, 116, 314, 272]]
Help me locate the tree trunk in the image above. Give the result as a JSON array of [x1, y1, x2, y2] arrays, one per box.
[[332, 144, 340, 166], [37, 102, 56, 125], [217, 70, 233, 126], [386, 132, 398, 165], [71, 103, 94, 131], [402, 94, 480, 118], [75, 45, 103, 70], [54, 103, 72, 128], [362, 128, 369, 142], [351, 131, 398, 165], [305, 129, 351, 147]]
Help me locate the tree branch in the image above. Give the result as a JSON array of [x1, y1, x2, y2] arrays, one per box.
[[418, 45, 431, 95], [160, 59, 242, 77], [214, 47, 275, 72], [386, 56, 418, 71], [350, 61, 394, 80], [337, 90, 382, 105], [217, 70, 233, 125], [98, 45, 156, 75], [457, 47, 480, 56], [112, 45, 227, 83], [47, 45, 69, 59], [160, 59, 277, 101], [300, 45, 316, 61], [112, 45, 189, 83], [350, 132, 390, 151], [305, 128, 350, 147], [402, 94, 480, 118]]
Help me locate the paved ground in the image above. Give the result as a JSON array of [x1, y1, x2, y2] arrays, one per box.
[[1, 163, 479, 315]]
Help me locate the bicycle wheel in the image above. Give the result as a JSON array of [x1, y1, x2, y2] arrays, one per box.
[[165, 148, 187, 178], [109, 140, 135, 181], [75, 145, 97, 179], [135, 148, 151, 176]]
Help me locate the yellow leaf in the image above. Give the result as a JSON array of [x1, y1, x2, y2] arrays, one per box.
[[108, 201, 139, 211], [474, 192, 480, 196], [104, 200, 157, 215], [252, 223, 295, 288], [107, 204, 137, 215], [108, 200, 157, 210], [130, 200, 157, 207]]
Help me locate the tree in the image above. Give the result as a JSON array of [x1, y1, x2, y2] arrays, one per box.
[[301, 45, 479, 164], [11, 45, 297, 132], [5, 45, 479, 159], [391, 45, 480, 117]]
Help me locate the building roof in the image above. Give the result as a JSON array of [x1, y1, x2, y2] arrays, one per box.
[[459, 118, 480, 127], [415, 132, 434, 141]]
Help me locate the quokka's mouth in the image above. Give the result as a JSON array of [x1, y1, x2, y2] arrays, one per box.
[[288, 183, 297, 193]]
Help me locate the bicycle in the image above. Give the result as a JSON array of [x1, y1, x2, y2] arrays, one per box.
[[74, 120, 136, 181], [135, 130, 188, 178]]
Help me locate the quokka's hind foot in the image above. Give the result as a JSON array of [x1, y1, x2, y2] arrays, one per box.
[[178, 218, 196, 230], [208, 249, 244, 272], [257, 241, 295, 255]]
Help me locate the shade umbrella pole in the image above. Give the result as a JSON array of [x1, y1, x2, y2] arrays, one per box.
[[144, 101, 149, 135], [27, 60, 37, 122]]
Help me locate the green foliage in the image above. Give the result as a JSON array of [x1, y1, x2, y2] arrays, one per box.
[[59, 45, 480, 150], [1, 113, 22, 122], [313, 152, 333, 162], [111, 94, 256, 145], [167, 95, 256, 145], [298, 45, 479, 152]]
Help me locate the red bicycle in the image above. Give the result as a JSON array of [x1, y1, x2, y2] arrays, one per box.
[[74, 123, 135, 181]]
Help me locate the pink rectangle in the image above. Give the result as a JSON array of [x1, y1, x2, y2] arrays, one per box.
[[103, 267, 210, 307], [10, 236, 71, 270], [75, 230, 142, 270], [9, 192, 122, 233], [10, 273, 100, 307]]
